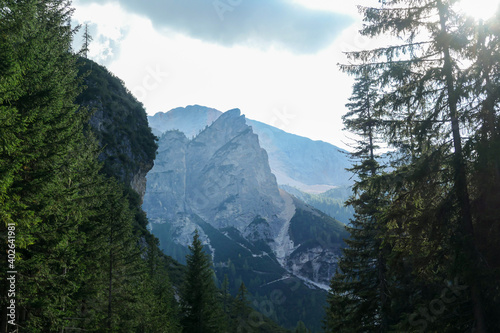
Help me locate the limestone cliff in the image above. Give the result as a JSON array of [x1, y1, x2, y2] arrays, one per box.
[[143, 108, 348, 288], [148, 105, 353, 193], [144, 109, 285, 235], [143, 108, 348, 330]]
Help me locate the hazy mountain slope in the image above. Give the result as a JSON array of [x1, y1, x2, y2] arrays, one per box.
[[148, 105, 221, 138], [246, 119, 352, 191], [147, 105, 353, 193], [143, 109, 348, 331], [280, 185, 355, 225]]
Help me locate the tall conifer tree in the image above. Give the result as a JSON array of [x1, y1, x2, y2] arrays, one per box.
[[180, 230, 225, 333], [324, 70, 389, 332], [328, 0, 500, 331], [0, 1, 180, 331], [230, 282, 253, 332], [0, 0, 97, 330]]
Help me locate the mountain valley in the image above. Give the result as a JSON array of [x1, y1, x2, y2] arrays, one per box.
[[143, 107, 350, 330]]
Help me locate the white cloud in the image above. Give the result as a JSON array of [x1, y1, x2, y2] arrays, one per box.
[[74, 0, 353, 54], [73, 2, 134, 63], [72, 1, 361, 150]]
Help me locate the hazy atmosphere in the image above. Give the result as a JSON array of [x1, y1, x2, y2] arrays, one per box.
[[2, 0, 500, 331], [71, 0, 371, 150], [71, 0, 496, 150]]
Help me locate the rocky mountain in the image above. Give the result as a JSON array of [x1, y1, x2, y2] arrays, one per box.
[[143, 109, 348, 331], [148, 105, 221, 139], [148, 105, 353, 193], [246, 119, 353, 192], [145, 109, 288, 247], [76, 59, 157, 201]]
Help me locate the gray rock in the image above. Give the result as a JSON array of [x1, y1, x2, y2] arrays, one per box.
[[144, 109, 285, 237], [147, 105, 353, 193], [143, 108, 348, 287]]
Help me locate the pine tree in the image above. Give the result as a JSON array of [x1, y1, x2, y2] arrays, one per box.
[[294, 320, 310, 333], [0, 0, 101, 330], [81, 23, 93, 58], [0, 0, 83, 250], [102, 184, 144, 331], [221, 274, 231, 316], [0, 1, 183, 332], [333, 0, 500, 330], [139, 237, 181, 333], [324, 70, 389, 332], [465, 8, 500, 330], [230, 282, 253, 332], [180, 230, 225, 333]]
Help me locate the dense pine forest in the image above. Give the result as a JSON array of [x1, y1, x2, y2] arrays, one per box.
[[324, 0, 500, 332], [0, 1, 298, 332], [1, 0, 500, 332]]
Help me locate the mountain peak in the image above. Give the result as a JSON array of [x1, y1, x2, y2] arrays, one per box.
[[192, 108, 247, 144], [148, 105, 353, 193], [219, 108, 241, 118], [145, 107, 284, 231]]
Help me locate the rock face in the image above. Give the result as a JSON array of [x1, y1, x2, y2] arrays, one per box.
[[148, 105, 221, 139], [246, 119, 353, 192], [143, 108, 348, 287], [76, 59, 157, 201], [145, 130, 189, 220], [148, 105, 353, 194], [145, 109, 286, 239], [187, 109, 285, 233], [287, 198, 346, 288], [143, 107, 349, 330]]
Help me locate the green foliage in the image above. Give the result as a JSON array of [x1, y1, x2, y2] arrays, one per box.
[[180, 230, 226, 333], [325, 69, 391, 333], [0, 0, 95, 330], [180, 232, 226, 331], [188, 218, 329, 332], [225, 281, 292, 333], [75, 57, 158, 186], [294, 321, 311, 333], [80, 23, 93, 58], [0, 1, 178, 331], [326, 1, 500, 332], [289, 208, 346, 248], [230, 282, 253, 331]]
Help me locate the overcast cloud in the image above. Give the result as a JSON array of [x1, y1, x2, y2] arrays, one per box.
[[75, 0, 353, 54]]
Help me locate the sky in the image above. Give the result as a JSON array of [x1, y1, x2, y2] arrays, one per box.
[[71, 0, 500, 151]]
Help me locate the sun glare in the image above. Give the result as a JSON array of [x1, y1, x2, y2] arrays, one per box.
[[456, 0, 500, 21]]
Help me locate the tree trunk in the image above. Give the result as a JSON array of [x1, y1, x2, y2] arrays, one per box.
[[437, 2, 486, 331]]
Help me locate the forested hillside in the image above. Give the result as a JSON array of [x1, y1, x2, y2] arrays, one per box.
[[76, 58, 157, 196], [3, 0, 499, 332], [0, 1, 291, 332], [324, 1, 500, 332], [0, 1, 178, 331]]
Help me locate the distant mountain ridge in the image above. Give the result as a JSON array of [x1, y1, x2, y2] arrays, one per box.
[[148, 105, 222, 139], [146, 109, 286, 236], [281, 185, 355, 224], [143, 108, 348, 331], [148, 105, 353, 194]]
